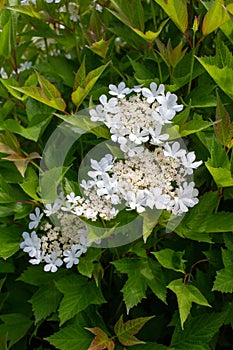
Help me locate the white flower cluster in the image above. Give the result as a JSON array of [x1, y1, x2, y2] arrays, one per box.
[[20, 197, 100, 272], [20, 82, 202, 271]]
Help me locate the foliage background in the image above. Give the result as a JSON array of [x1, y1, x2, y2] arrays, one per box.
[[0, 0, 233, 349]]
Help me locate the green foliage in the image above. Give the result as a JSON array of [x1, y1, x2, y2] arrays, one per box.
[[0, 0, 233, 349]]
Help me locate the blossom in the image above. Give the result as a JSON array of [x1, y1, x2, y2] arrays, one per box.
[[142, 82, 165, 104], [44, 252, 63, 272], [43, 201, 61, 216], [63, 244, 83, 268], [29, 207, 44, 230], [99, 95, 119, 114], [156, 92, 183, 121], [88, 154, 114, 179], [145, 188, 171, 210], [181, 152, 202, 175], [118, 138, 144, 157], [124, 190, 147, 213], [170, 182, 199, 215], [66, 192, 81, 204], [20, 231, 41, 257], [128, 126, 149, 145], [163, 141, 186, 159], [149, 125, 169, 145], [89, 105, 105, 122], [109, 82, 131, 98]]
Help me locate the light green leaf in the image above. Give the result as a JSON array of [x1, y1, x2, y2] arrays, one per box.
[[109, 0, 145, 31], [202, 0, 229, 36], [0, 313, 33, 348], [167, 279, 211, 328], [55, 275, 106, 325], [140, 208, 161, 243], [213, 249, 233, 293], [85, 327, 115, 350], [205, 162, 233, 187], [10, 72, 66, 111], [171, 312, 226, 350], [7, 4, 45, 19], [88, 38, 112, 58], [39, 167, 69, 203], [152, 249, 186, 273], [29, 285, 62, 323], [114, 315, 154, 346], [0, 226, 22, 259], [180, 119, 215, 136], [72, 62, 110, 108], [153, 0, 188, 33], [131, 19, 168, 42]]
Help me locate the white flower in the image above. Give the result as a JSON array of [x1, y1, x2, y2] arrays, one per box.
[[0, 67, 8, 79], [96, 173, 120, 204], [163, 141, 186, 159], [29, 207, 44, 230], [88, 154, 114, 179], [171, 182, 199, 215], [66, 192, 81, 204], [99, 95, 119, 114], [80, 179, 95, 190], [128, 126, 149, 145], [118, 138, 144, 157], [142, 82, 165, 104], [145, 188, 171, 210], [109, 82, 131, 98], [89, 105, 105, 122], [18, 61, 32, 73], [124, 190, 147, 213], [149, 125, 169, 145], [131, 85, 143, 93], [156, 92, 183, 120], [20, 231, 41, 257], [181, 151, 202, 175], [43, 201, 61, 216], [68, 3, 80, 22], [44, 252, 63, 272], [29, 251, 44, 265], [63, 244, 83, 268]]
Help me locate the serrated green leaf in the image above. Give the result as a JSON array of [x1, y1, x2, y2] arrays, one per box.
[[0, 175, 16, 203], [112, 258, 166, 312], [39, 166, 69, 203], [0, 313, 33, 348], [29, 284, 62, 323], [114, 315, 154, 346], [167, 279, 211, 328], [202, 0, 229, 36], [205, 162, 233, 187], [78, 248, 103, 278], [55, 275, 106, 325], [109, 0, 145, 31], [46, 322, 92, 350], [85, 327, 115, 350], [213, 248, 233, 293], [154, 0, 188, 33], [171, 312, 226, 350], [180, 119, 215, 136], [152, 249, 185, 273]]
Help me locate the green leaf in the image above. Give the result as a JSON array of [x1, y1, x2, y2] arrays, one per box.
[[78, 248, 103, 278], [72, 62, 110, 108], [112, 258, 166, 312], [39, 167, 68, 203], [0, 226, 22, 259], [171, 312, 226, 350], [0, 175, 16, 203], [29, 284, 62, 323], [7, 4, 45, 19], [109, 0, 145, 31], [213, 248, 233, 293], [85, 327, 115, 350], [0, 313, 33, 348], [140, 208, 161, 243], [153, 0, 188, 33], [205, 162, 233, 187], [213, 91, 233, 148], [131, 19, 168, 43], [114, 315, 154, 346], [202, 0, 230, 36], [55, 275, 106, 325], [167, 279, 211, 328], [10, 72, 66, 111], [46, 321, 92, 350], [197, 41, 233, 100], [88, 38, 112, 58], [180, 118, 215, 136], [152, 249, 186, 273]]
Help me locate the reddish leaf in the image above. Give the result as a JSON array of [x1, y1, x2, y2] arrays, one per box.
[[85, 327, 115, 350], [114, 315, 154, 346]]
